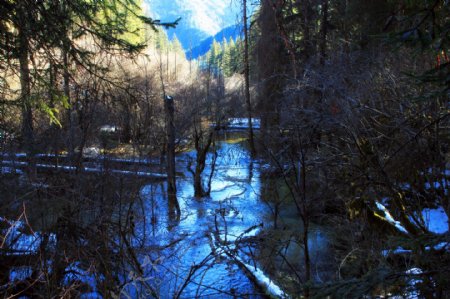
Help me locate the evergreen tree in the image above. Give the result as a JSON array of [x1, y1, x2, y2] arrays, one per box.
[[233, 38, 243, 74], [221, 37, 230, 75], [208, 39, 222, 74], [154, 29, 170, 52], [171, 34, 185, 59], [0, 0, 170, 159]]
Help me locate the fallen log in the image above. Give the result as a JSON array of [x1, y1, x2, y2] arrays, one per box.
[[1, 160, 166, 180]]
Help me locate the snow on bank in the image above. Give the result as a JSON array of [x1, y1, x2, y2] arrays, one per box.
[[424, 179, 449, 194], [210, 118, 261, 130], [1, 218, 101, 297], [64, 262, 102, 298], [404, 268, 423, 299], [378, 202, 449, 256], [382, 242, 450, 257], [220, 225, 262, 243], [227, 118, 261, 130], [9, 266, 33, 282], [1, 166, 24, 175], [1, 160, 27, 167], [406, 206, 449, 235], [376, 199, 448, 235], [421, 206, 448, 234], [375, 202, 408, 234], [212, 233, 289, 298], [0, 217, 56, 255], [390, 268, 425, 299], [236, 256, 289, 298]]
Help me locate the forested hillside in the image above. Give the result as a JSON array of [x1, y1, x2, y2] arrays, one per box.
[[0, 0, 448, 298]]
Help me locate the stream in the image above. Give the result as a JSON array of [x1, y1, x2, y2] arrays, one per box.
[[122, 137, 331, 298], [1, 135, 332, 298]]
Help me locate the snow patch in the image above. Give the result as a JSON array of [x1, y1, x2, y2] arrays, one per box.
[[1, 166, 24, 175], [9, 266, 33, 281], [220, 227, 260, 243], [382, 242, 449, 257], [64, 262, 102, 297], [0, 218, 56, 255], [227, 118, 261, 130], [82, 147, 100, 157], [375, 202, 408, 234], [236, 256, 288, 298], [212, 231, 288, 298], [422, 207, 448, 234], [404, 268, 423, 299]]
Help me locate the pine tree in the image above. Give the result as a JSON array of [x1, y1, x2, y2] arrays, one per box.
[[232, 37, 243, 74], [0, 0, 167, 163], [171, 34, 185, 58], [221, 37, 231, 76], [154, 30, 170, 52], [209, 39, 222, 74]]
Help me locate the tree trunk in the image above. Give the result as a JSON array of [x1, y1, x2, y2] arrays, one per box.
[[59, 1, 75, 158], [192, 131, 213, 198], [194, 163, 204, 198], [320, 0, 329, 65], [301, 152, 311, 297], [63, 42, 75, 157], [17, 4, 35, 178], [303, 222, 311, 298], [164, 95, 180, 220], [243, 0, 256, 156], [174, 52, 177, 81], [298, 0, 313, 61], [257, 0, 286, 142]]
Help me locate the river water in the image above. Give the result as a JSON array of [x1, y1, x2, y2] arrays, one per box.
[[121, 137, 331, 298], [1, 136, 332, 298], [126, 139, 268, 298]]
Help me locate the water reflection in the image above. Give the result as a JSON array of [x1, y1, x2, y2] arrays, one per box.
[[135, 140, 267, 297]]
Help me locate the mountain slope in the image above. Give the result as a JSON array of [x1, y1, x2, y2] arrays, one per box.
[[144, 0, 241, 52], [189, 24, 242, 60]]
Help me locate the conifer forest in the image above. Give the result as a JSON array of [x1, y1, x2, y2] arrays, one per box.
[[0, 0, 449, 298]]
